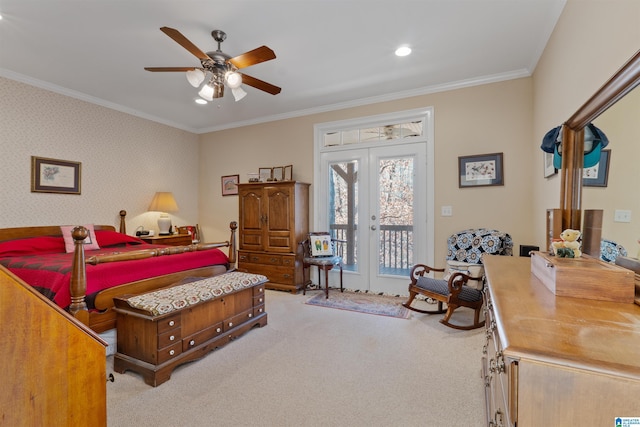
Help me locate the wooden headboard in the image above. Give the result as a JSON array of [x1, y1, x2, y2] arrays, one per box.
[[0, 210, 127, 241]]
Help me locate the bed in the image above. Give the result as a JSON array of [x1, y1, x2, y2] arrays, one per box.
[[0, 210, 237, 333]]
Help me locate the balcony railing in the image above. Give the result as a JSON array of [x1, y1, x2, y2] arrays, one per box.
[[330, 224, 413, 276]]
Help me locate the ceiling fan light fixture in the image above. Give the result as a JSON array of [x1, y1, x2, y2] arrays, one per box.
[[186, 68, 205, 87], [232, 86, 247, 102], [225, 71, 243, 89], [395, 46, 412, 57], [198, 84, 215, 101]]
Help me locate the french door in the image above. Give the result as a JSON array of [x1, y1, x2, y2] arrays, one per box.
[[317, 143, 430, 295]]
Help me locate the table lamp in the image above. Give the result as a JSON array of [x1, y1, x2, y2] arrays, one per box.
[[148, 192, 179, 235]]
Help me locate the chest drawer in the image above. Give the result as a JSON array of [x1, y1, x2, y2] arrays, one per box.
[[158, 328, 182, 349], [157, 313, 181, 334]]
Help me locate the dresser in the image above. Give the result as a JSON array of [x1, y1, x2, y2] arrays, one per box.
[[237, 181, 310, 293], [482, 255, 640, 426]]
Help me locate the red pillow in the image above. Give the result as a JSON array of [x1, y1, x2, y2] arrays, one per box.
[[94, 230, 144, 247], [0, 236, 65, 257]]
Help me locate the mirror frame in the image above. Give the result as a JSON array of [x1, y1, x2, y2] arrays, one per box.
[[559, 49, 640, 230]]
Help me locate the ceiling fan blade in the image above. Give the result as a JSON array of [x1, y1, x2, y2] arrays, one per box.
[[229, 46, 276, 69], [144, 67, 197, 72], [240, 73, 281, 95], [160, 27, 211, 61]]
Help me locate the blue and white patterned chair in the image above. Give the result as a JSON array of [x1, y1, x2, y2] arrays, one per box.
[[403, 229, 513, 330], [600, 239, 627, 263]]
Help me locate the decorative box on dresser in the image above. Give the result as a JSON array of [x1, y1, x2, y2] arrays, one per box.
[[481, 255, 640, 427], [237, 181, 310, 293]]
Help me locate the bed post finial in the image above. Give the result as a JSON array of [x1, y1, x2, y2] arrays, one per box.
[[119, 210, 127, 234]]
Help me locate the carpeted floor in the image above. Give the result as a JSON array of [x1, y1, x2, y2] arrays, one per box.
[[305, 290, 411, 318], [106, 288, 485, 427]]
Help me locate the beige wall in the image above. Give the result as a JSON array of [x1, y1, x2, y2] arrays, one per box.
[[0, 78, 200, 233], [532, 0, 639, 253], [199, 77, 534, 264]]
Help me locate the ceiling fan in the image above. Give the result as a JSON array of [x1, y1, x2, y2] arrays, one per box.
[[145, 27, 281, 102]]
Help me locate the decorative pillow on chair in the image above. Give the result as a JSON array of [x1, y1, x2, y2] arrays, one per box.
[[443, 260, 485, 290], [309, 233, 333, 257], [60, 224, 100, 253]]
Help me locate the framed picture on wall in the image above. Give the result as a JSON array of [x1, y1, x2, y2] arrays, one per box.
[[221, 174, 239, 196], [458, 152, 504, 188], [543, 152, 557, 178], [31, 156, 82, 194], [583, 149, 610, 187]]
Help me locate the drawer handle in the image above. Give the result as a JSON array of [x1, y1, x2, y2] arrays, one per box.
[[228, 322, 233, 327], [169, 335, 175, 341], [248, 313, 253, 318], [216, 327, 221, 333], [258, 308, 263, 313], [283, 274, 291, 278], [251, 257, 259, 262], [259, 287, 263, 292], [270, 257, 278, 263], [169, 349, 175, 356], [189, 340, 195, 346], [168, 320, 175, 327], [259, 298, 263, 303]]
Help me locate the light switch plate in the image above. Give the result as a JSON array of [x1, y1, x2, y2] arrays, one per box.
[[614, 210, 632, 223]]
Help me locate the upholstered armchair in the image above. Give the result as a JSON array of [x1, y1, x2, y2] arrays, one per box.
[[403, 229, 513, 330]]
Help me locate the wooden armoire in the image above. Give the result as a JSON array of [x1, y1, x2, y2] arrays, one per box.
[[237, 181, 310, 293]]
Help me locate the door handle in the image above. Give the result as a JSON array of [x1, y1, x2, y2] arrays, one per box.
[[371, 225, 377, 230]]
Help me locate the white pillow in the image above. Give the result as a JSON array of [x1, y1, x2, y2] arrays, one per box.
[[443, 260, 484, 289], [60, 224, 100, 253]]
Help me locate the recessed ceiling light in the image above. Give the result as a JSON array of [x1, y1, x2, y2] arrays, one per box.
[[195, 98, 207, 105], [395, 46, 411, 57]]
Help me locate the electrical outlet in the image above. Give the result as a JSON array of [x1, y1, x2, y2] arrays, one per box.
[[614, 209, 632, 223], [441, 206, 453, 217]]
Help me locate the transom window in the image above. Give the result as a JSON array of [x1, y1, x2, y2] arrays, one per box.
[[322, 120, 424, 147]]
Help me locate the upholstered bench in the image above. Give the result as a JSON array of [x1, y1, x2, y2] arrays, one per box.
[[113, 271, 268, 386]]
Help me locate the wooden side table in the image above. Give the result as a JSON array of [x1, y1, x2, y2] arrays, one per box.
[[140, 234, 193, 246]]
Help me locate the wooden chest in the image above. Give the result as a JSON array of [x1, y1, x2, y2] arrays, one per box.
[[530, 251, 635, 303], [113, 272, 267, 386]]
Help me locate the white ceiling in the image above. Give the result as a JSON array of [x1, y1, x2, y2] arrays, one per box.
[[0, 1, 565, 134]]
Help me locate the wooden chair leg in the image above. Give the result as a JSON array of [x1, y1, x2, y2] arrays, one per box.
[[324, 266, 330, 298], [339, 265, 343, 293]]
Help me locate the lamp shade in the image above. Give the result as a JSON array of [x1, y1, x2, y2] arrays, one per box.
[[148, 192, 179, 213], [148, 192, 179, 236]]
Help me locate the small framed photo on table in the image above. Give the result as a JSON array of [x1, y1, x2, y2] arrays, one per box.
[[259, 167, 272, 182], [272, 166, 284, 181], [284, 165, 293, 181], [458, 152, 504, 188], [221, 174, 239, 196]]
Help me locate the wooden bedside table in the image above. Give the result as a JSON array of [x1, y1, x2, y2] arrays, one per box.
[[140, 234, 193, 246]]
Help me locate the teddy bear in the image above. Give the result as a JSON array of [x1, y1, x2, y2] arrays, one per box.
[[551, 229, 582, 258]]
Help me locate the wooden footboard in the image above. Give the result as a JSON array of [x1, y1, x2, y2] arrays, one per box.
[[69, 220, 237, 333]]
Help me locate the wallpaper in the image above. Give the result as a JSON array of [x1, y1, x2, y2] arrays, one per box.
[[0, 77, 200, 234]]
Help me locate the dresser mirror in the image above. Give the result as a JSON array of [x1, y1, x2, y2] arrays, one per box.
[[559, 50, 640, 257]]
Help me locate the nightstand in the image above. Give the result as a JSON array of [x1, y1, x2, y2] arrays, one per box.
[[140, 234, 193, 246]]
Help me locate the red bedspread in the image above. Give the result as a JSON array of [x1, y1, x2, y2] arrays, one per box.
[[0, 233, 229, 309]]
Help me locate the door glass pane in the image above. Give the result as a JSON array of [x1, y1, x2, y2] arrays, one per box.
[[329, 161, 358, 272], [378, 156, 414, 276]]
